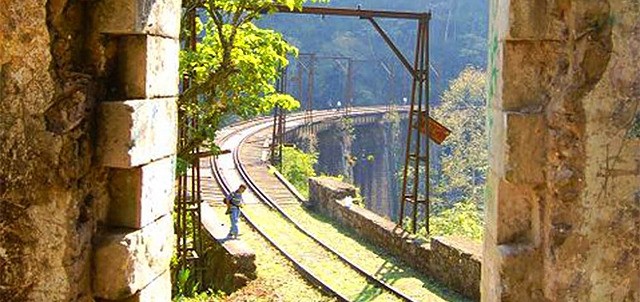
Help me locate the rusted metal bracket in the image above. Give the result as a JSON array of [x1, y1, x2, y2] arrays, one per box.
[[366, 17, 416, 78]]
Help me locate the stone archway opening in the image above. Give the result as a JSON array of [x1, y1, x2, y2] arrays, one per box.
[[2, 1, 638, 301]]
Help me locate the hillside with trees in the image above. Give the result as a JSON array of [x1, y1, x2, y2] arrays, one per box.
[[258, 0, 488, 107]]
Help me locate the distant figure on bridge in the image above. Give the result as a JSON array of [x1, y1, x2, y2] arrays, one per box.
[[336, 101, 342, 111], [225, 184, 247, 239]]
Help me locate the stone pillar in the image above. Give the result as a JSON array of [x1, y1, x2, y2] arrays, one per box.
[[92, 0, 181, 301], [484, 1, 639, 301], [316, 122, 353, 180], [352, 121, 391, 217]]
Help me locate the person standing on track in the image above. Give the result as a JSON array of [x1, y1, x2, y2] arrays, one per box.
[[225, 184, 247, 239]]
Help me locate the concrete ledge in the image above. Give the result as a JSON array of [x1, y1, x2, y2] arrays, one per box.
[[107, 156, 176, 228], [93, 0, 181, 38], [98, 98, 177, 168], [200, 204, 257, 292], [93, 215, 173, 300], [309, 177, 481, 300]]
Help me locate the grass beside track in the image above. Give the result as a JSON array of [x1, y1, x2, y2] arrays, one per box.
[[280, 205, 471, 302], [204, 206, 333, 302], [243, 205, 401, 302]]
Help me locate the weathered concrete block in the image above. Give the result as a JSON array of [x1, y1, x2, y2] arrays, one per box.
[[93, 214, 173, 300], [487, 107, 506, 177], [118, 35, 180, 99], [495, 243, 544, 301], [308, 176, 357, 210], [496, 180, 540, 245], [118, 270, 171, 302], [504, 113, 546, 184], [93, 0, 181, 38], [500, 40, 562, 111], [504, 1, 566, 40], [107, 156, 176, 228], [98, 98, 177, 168]]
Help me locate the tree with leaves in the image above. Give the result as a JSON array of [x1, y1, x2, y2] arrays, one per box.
[[424, 66, 486, 240], [432, 66, 487, 209], [178, 0, 326, 161]]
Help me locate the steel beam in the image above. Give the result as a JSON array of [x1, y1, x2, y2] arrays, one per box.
[[272, 5, 430, 21]]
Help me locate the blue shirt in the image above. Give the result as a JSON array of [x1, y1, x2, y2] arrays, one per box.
[[226, 191, 243, 207]]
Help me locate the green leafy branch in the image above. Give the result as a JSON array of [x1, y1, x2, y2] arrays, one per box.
[[178, 0, 327, 161]]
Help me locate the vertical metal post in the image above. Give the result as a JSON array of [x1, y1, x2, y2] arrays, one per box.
[[399, 16, 431, 234], [345, 58, 354, 115], [411, 21, 424, 234], [424, 19, 431, 234], [278, 108, 286, 167], [176, 6, 203, 284], [271, 105, 279, 165], [297, 61, 304, 109], [271, 68, 288, 168], [306, 54, 316, 124]]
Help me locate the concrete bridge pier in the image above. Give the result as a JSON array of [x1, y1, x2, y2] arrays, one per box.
[[316, 122, 354, 182], [352, 121, 394, 218]]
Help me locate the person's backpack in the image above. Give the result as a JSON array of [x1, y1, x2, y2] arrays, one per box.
[[223, 195, 231, 215]]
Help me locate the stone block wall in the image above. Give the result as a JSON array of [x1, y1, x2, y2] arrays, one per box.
[[308, 177, 482, 300], [485, 1, 640, 301], [92, 0, 180, 300], [0, 0, 180, 301]]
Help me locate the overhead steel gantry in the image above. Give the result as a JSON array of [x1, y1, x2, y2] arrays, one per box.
[[294, 53, 369, 117], [272, 5, 449, 234]]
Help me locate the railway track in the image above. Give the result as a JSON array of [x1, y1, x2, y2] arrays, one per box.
[[207, 108, 467, 301], [207, 108, 437, 302]]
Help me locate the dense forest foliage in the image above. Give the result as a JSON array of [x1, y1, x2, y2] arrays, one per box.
[[429, 66, 487, 240], [258, 0, 488, 107]]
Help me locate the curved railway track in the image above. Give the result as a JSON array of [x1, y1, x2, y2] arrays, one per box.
[[210, 108, 419, 302]]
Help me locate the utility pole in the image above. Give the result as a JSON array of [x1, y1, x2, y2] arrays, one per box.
[[345, 58, 354, 115], [306, 53, 316, 124], [271, 68, 288, 168]]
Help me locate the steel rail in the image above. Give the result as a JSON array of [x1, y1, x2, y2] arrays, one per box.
[[211, 110, 355, 301], [229, 108, 417, 302], [211, 152, 350, 302]]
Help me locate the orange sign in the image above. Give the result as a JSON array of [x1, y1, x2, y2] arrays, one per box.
[[418, 113, 451, 145]]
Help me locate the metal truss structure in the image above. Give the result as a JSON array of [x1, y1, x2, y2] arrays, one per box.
[[275, 5, 436, 234]]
